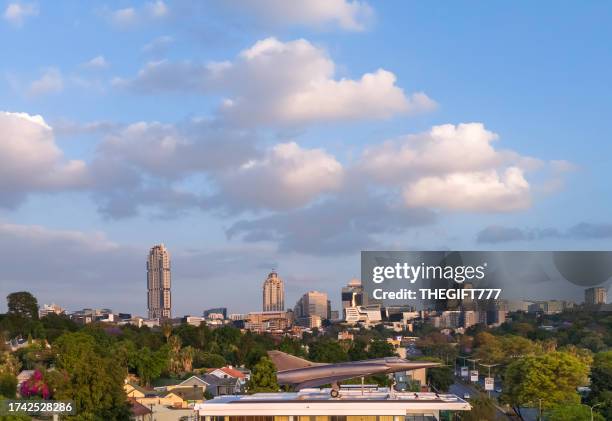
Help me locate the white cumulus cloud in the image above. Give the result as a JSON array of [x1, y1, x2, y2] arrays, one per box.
[[0, 111, 87, 207], [360, 123, 552, 212], [218, 142, 344, 210], [403, 167, 531, 212], [3, 2, 38, 26], [119, 37, 435, 126]]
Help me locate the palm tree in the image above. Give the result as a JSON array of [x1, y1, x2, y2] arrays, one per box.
[[181, 346, 195, 373], [168, 335, 182, 374], [162, 321, 173, 342]]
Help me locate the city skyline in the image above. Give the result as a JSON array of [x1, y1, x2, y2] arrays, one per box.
[[1, 1, 612, 315], [15, 259, 609, 320]]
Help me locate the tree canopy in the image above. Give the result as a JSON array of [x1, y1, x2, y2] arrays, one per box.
[[501, 351, 589, 418], [7, 292, 38, 320], [587, 350, 612, 420], [248, 356, 279, 393], [51, 332, 131, 420], [546, 404, 605, 421]]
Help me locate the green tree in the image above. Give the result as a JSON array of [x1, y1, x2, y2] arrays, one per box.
[[473, 333, 540, 365], [348, 339, 368, 361], [0, 373, 17, 398], [367, 340, 396, 358], [427, 366, 454, 392], [578, 333, 606, 353], [180, 346, 195, 372], [15, 343, 55, 370], [162, 321, 173, 342], [0, 353, 21, 376], [417, 332, 457, 362], [244, 344, 268, 369], [7, 292, 38, 320], [248, 356, 279, 393], [501, 351, 589, 419], [40, 313, 78, 343], [51, 332, 131, 420], [213, 325, 241, 349], [168, 335, 182, 375], [213, 326, 241, 363], [279, 336, 306, 358], [129, 346, 169, 387], [587, 351, 612, 420], [546, 404, 605, 421], [461, 395, 496, 421], [308, 340, 348, 363], [193, 351, 225, 369]]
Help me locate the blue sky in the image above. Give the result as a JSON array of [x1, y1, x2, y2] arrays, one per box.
[[1, 1, 611, 315]]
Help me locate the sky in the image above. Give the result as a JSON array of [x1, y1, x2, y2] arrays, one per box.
[[1, 0, 611, 315]]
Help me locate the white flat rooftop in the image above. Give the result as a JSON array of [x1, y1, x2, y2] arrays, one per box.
[[195, 387, 471, 416]]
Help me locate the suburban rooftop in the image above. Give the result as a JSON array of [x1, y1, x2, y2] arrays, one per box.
[[195, 386, 471, 417], [202, 387, 468, 403]]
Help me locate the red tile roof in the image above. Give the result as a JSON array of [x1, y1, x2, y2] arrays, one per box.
[[207, 366, 246, 379]]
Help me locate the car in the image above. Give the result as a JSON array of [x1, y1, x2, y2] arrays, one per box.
[[463, 393, 471, 399], [495, 387, 502, 393]]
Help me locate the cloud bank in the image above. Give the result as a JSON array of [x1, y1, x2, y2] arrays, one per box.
[[117, 37, 435, 126], [476, 222, 612, 243]]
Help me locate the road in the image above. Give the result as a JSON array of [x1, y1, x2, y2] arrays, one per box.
[[450, 381, 513, 420]]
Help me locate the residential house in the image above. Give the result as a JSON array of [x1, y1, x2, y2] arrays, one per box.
[[163, 386, 205, 403], [174, 373, 241, 397], [124, 382, 187, 408], [200, 374, 241, 397], [128, 398, 152, 421]]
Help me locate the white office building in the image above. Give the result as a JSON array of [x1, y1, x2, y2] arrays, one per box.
[[344, 305, 382, 325], [195, 386, 471, 421]]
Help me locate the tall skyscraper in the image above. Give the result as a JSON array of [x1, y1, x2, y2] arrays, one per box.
[[294, 291, 329, 320], [147, 244, 171, 319], [263, 271, 284, 311], [585, 287, 607, 305]]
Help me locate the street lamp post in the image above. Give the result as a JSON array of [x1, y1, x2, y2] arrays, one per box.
[[466, 358, 480, 386], [457, 355, 470, 378], [479, 363, 499, 397], [582, 402, 602, 421], [539, 398, 542, 421], [466, 358, 480, 370]]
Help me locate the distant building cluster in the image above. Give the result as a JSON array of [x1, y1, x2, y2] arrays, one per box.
[[32, 243, 610, 337], [38, 303, 65, 318]]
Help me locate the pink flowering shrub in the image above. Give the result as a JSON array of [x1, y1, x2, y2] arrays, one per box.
[[19, 369, 51, 399]]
